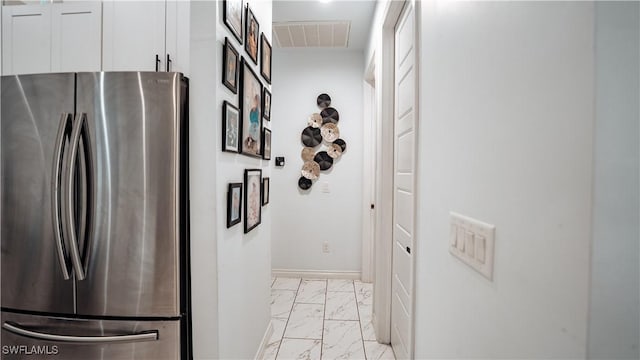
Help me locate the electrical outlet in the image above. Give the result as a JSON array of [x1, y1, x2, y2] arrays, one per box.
[[322, 241, 330, 253]]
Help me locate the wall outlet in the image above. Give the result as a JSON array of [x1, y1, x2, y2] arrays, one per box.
[[322, 241, 330, 253]]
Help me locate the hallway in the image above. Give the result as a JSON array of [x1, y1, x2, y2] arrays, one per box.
[[264, 278, 395, 360]]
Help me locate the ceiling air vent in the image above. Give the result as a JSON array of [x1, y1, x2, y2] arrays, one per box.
[[273, 21, 351, 48]]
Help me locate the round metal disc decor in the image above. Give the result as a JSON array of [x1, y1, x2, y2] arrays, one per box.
[[333, 139, 347, 152], [320, 107, 339, 124], [308, 113, 323, 128], [327, 143, 343, 159], [298, 176, 312, 190], [301, 126, 322, 147], [317, 93, 331, 109], [314, 151, 334, 171], [321, 123, 340, 142], [301, 147, 316, 161], [301, 161, 320, 180]]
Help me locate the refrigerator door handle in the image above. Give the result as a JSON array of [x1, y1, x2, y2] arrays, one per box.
[[77, 112, 94, 277], [52, 112, 73, 280], [67, 113, 87, 280], [2, 322, 159, 344]]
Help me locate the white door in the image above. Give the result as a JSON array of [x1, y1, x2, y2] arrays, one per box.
[[102, 1, 166, 72], [1, 5, 52, 75], [51, 2, 102, 72], [391, 2, 415, 359]]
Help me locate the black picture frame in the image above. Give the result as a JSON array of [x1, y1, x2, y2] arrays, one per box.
[[222, 101, 240, 153], [222, 38, 239, 94], [262, 128, 271, 160], [239, 58, 263, 158], [223, 0, 243, 44], [244, 169, 262, 233], [227, 183, 242, 228], [260, 33, 272, 84], [262, 177, 270, 206], [262, 88, 271, 121], [245, 5, 259, 65]]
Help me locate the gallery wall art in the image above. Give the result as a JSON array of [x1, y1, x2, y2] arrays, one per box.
[[244, 169, 262, 233], [220, 2, 272, 234], [227, 183, 243, 227], [240, 58, 263, 157], [298, 93, 347, 190]]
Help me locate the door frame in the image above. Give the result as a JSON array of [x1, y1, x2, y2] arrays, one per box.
[[371, 0, 419, 356], [361, 54, 376, 283]]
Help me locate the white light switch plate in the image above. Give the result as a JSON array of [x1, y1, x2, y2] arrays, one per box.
[[449, 212, 495, 280]]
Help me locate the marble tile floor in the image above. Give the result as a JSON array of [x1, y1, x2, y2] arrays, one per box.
[[264, 277, 395, 360]]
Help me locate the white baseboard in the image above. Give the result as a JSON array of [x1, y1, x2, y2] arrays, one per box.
[[272, 269, 361, 280], [254, 320, 274, 360]]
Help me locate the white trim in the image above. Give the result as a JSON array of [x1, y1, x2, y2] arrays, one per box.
[[361, 54, 376, 283], [372, 0, 405, 345], [410, 1, 421, 358], [271, 269, 361, 280], [253, 321, 274, 360]]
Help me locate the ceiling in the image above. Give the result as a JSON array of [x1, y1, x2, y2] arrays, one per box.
[[272, 0, 377, 50]]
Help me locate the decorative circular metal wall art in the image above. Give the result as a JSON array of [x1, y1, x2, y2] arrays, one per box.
[[314, 151, 333, 171], [320, 107, 339, 124], [317, 93, 331, 109], [327, 143, 342, 159], [301, 161, 320, 180], [298, 177, 312, 190], [321, 123, 340, 142], [308, 113, 323, 128], [301, 147, 316, 161], [333, 139, 346, 152], [301, 126, 322, 147], [298, 93, 348, 190]]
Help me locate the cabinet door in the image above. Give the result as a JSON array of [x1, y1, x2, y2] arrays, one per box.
[[51, 2, 102, 72], [1, 5, 52, 75], [164, 0, 190, 75], [102, 1, 166, 71]]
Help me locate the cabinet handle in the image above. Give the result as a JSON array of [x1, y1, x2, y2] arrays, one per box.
[[155, 54, 160, 72], [166, 54, 172, 72]]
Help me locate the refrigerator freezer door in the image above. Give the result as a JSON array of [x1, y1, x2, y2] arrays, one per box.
[[1, 311, 181, 360], [1, 74, 76, 314], [74, 72, 185, 317]]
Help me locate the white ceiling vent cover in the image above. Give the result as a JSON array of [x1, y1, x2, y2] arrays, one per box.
[[273, 21, 351, 48]]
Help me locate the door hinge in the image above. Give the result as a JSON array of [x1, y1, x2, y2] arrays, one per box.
[[406, 246, 411, 254]]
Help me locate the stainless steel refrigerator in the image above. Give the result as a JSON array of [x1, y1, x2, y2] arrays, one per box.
[[1, 72, 191, 360]]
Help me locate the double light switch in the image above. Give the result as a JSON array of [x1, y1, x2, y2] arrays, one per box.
[[449, 212, 495, 280]]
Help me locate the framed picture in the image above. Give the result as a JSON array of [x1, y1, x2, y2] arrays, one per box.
[[262, 177, 270, 206], [222, 38, 239, 94], [239, 59, 263, 158], [262, 128, 271, 160], [245, 5, 259, 65], [222, 101, 240, 153], [244, 169, 262, 233], [223, 0, 243, 44], [227, 183, 242, 228], [260, 34, 272, 84], [262, 88, 271, 121]]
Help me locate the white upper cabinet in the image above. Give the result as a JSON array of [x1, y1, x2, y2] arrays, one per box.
[[2, 5, 52, 75], [1, 2, 102, 75], [102, 1, 189, 74], [51, 2, 102, 72]]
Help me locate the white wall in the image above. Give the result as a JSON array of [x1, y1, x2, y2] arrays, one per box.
[[413, 2, 595, 358], [215, 1, 273, 359], [588, 2, 640, 359], [188, 2, 219, 358], [271, 49, 364, 274]]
